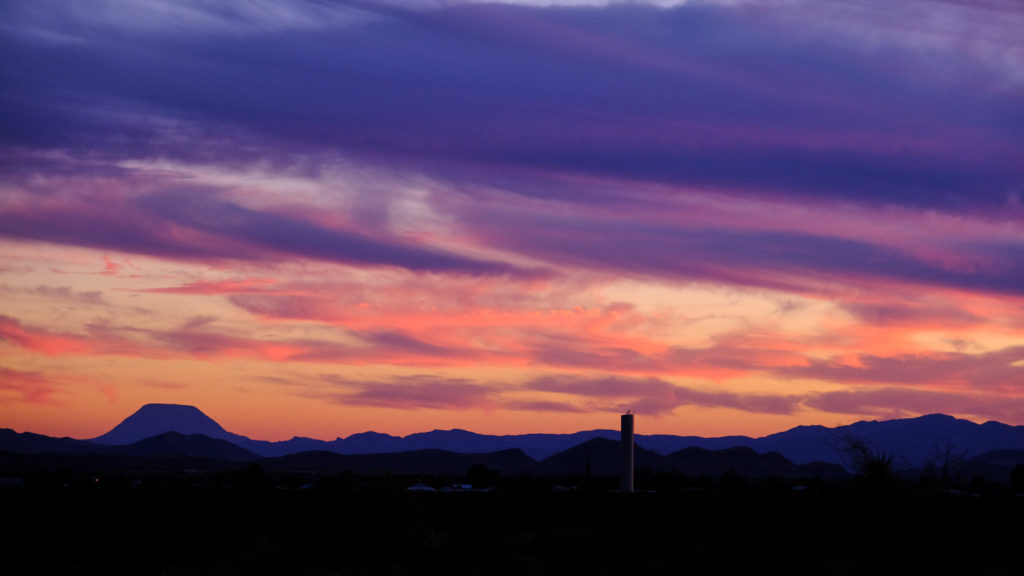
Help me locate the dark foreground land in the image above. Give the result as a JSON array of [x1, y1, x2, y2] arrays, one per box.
[[3, 473, 1021, 576]]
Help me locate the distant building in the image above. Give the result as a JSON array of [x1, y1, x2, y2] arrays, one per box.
[[621, 411, 634, 492]]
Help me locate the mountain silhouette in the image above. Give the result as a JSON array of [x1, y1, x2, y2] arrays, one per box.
[[4, 426, 1021, 483], [112, 431, 258, 461], [661, 446, 846, 479], [751, 414, 1024, 467], [18, 404, 1022, 470], [955, 449, 1024, 486], [91, 404, 247, 445], [533, 438, 847, 479], [538, 437, 658, 476], [0, 428, 99, 454], [396, 429, 620, 460]]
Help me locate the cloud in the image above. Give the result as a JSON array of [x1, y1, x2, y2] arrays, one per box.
[[0, 312, 501, 367], [777, 346, 1024, 390], [500, 399, 586, 413], [2, 1, 1021, 212], [0, 315, 95, 356], [314, 372, 804, 415], [228, 294, 338, 322], [354, 330, 472, 362], [320, 374, 496, 410], [805, 386, 1024, 422], [2, 0, 1022, 299], [2, 0, 1024, 431], [525, 332, 809, 380], [840, 302, 985, 328], [3, 285, 107, 306], [524, 371, 1022, 420], [0, 187, 527, 276], [142, 278, 280, 295], [0, 367, 59, 404], [1, 0, 373, 39], [525, 374, 801, 415], [472, 213, 1024, 296], [528, 374, 676, 398]]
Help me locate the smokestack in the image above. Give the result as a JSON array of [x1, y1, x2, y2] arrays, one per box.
[[621, 411, 634, 492]]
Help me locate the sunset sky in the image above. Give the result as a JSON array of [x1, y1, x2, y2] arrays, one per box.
[[2, 0, 1023, 441]]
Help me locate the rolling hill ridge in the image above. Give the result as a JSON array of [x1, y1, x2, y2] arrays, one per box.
[[3, 404, 1023, 476]]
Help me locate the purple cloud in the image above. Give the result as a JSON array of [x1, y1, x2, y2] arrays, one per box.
[[1, 0, 1022, 298], [2, 1, 1021, 212], [805, 387, 1024, 422], [840, 302, 985, 328], [0, 186, 527, 276], [2, 0, 1024, 430], [319, 374, 495, 410], [777, 347, 1024, 389], [526, 374, 801, 415]]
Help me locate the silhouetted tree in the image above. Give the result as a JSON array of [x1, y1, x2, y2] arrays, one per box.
[[923, 440, 965, 487], [466, 462, 499, 488], [836, 433, 899, 488]]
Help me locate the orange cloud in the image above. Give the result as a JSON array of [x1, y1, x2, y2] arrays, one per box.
[[0, 367, 59, 404]]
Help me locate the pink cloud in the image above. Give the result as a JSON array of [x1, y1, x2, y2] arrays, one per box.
[[0, 367, 59, 404], [101, 255, 121, 276], [0, 315, 95, 356]]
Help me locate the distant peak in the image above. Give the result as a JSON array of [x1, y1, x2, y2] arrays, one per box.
[[91, 403, 231, 445], [916, 413, 956, 421], [136, 403, 203, 412]]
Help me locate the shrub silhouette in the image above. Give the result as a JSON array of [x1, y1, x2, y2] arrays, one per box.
[[836, 433, 898, 488]]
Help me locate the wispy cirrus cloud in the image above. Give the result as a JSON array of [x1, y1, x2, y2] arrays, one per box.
[[3, 1, 1022, 210], [2, 0, 1022, 297], [0, 186, 527, 276], [140, 278, 280, 295]]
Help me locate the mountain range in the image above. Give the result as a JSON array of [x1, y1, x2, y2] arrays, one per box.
[[2, 404, 1023, 480], [90, 404, 1024, 467]]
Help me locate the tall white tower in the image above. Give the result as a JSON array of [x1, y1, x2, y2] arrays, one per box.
[[621, 411, 634, 492]]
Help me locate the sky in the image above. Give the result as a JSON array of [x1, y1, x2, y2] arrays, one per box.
[[1, 0, 1023, 441]]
